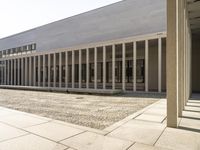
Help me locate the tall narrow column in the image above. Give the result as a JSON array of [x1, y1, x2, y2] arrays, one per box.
[[38, 56, 41, 87], [122, 43, 126, 91], [158, 38, 162, 93], [18, 58, 20, 85], [112, 45, 115, 90], [65, 52, 68, 88], [8, 60, 10, 85], [145, 40, 149, 92], [14, 59, 16, 85], [48, 54, 50, 88], [103, 46, 106, 90], [86, 49, 89, 89], [94, 48, 97, 89], [25, 57, 28, 86], [167, 0, 178, 128], [59, 53, 62, 88], [79, 49, 82, 88], [33, 56, 36, 86], [53, 53, 56, 87], [29, 57, 32, 86], [21, 58, 24, 86], [43, 55, 46, 87], [4, 60, 7, 85], [11, 59, 13, 85], [133, 42, 137, 92], [72, 51, 75, 89]]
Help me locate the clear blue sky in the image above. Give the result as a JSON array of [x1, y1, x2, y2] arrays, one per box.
[[0, 0, 121, 39]]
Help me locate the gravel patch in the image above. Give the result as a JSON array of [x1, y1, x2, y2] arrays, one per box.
[[0, 89, 159, 130]]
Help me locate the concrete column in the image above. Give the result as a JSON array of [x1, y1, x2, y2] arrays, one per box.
[[59, 53, 62, 88], [79, 49, 82, 88], [158, 38, 162, 93], [94, 48, 97, 89], [21, 58, 24, 86], [133, 42, 137, 92], [33, 56, 36, 86], [29, 57, 32, 86], [48, 54, 50, 88], [65, 52, 68, 88], [86, 48, 89, 89], [112, 45, 115, 90], [145, 40, 149, 92], [18, 59, 20, 85], [4, 60, 7, 85], [43, 55, 46, 87], [53, 53, 56, 87], [122, 43, 126, 91], [38, 56, 41, 87], [11, 59, 13, 85], [14, 59, 16, 85], [8, 60, 10, 85], [167, 0, 178, 128], [25, 57, 28, 86], [103, 46, 106, 90], [72, 51, 75, 89]]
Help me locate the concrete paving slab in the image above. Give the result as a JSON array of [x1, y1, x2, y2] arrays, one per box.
[[128, 143, 170, 150], [108, 120, 166, 145], [135, 114, 166, 123], [144, 108, 166, 116], [0, 114, 50, 128], [156, 127, 200, 150], [179, 118, 200, 130], [0, 134, 67, 150], [26, 121, 85, 142], [0, 109, 16, 117], [0, 122, 27, 142], [182, 111, 200, 119], [184, 106, 200, 112], [61, 131, 133, 150]]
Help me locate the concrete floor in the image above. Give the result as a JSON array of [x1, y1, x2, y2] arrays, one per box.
[[0, 98, 200, 150]]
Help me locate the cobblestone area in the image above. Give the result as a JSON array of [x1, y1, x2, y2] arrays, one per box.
[[0, 89, 158, 129]]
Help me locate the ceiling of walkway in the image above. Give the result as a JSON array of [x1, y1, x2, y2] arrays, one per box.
[[188, 0, 200, 34]]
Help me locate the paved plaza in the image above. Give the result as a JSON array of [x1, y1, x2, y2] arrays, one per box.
[[0, 94, 199, 150]]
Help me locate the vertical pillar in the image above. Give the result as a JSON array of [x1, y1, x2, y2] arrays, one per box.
[[133, 42, 137, 92], [145, 40, 149, 92], [158, 38, 162, 93], [103, 46, 106, 90], [122, 43, 126, 91], [11, 59, 13, 85], [18, 58, 20, 85], [14, 59, 16, 85], [29, 57, 32, 86], [4, 60, 7, 85], [8, 60, 10, 85], [33, 56, 36, 86], [21, 58, 24, 86], [86, 48, 89, 89], [65, 52, 68, 88], [38, 56, 41, 87], [94, 48, 97, 89], [79, 49, 82, 88], [59, 53, 62, 88], [43, 55, 46, 87], [48, 54, 50, 88], [72, 51, 75, 89], [112, 45, 115, 90], [167, 0, 178, 128], [25, 57, 28, 86], [53, 53, 56, 87]]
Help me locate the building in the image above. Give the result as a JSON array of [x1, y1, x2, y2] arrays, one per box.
[[0, 0, 167, 94]]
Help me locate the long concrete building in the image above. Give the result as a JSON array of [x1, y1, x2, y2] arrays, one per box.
[[0, 0, 198, 95]]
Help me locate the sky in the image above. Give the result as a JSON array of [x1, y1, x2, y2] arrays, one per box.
[[0, 0, 121, 39]]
